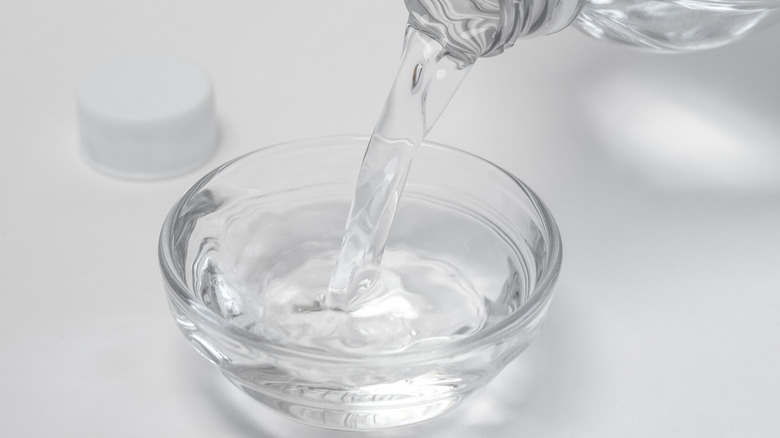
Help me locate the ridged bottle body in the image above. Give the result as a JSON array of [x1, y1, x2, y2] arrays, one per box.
[[405, 0, 780, 63]]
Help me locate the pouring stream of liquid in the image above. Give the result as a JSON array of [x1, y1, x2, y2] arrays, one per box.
[[325, 28, 472, 310]]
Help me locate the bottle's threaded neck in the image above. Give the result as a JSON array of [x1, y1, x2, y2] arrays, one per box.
[[406, 0, 584, 64]]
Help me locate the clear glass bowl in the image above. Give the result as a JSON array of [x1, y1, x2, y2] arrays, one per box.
[[159, 136, 562, 430]]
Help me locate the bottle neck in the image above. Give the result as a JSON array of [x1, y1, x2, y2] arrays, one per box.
[[406, 0, 585, 65]]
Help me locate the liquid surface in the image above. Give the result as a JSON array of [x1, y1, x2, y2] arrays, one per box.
[[191, 195, 525, 354]]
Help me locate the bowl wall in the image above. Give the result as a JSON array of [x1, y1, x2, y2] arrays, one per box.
[[159, 136, 562, 430]]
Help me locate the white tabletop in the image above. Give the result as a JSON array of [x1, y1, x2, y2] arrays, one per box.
[[2, 1, 779, 436]]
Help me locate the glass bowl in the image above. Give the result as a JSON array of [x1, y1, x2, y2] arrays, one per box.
[[159, 135, 562, 430]]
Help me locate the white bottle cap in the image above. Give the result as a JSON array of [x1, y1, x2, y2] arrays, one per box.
[[77, 54, 218, 180]]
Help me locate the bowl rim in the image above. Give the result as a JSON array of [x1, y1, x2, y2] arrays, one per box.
[[159, 134, 562, 366]]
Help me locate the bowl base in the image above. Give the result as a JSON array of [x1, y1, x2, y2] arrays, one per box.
[[226, 375, 474, 430]]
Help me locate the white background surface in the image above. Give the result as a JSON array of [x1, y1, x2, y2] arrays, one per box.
[[2, 1, 779, 436]]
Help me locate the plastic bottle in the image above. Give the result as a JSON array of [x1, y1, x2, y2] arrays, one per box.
[[405, 0, 780, 64]]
